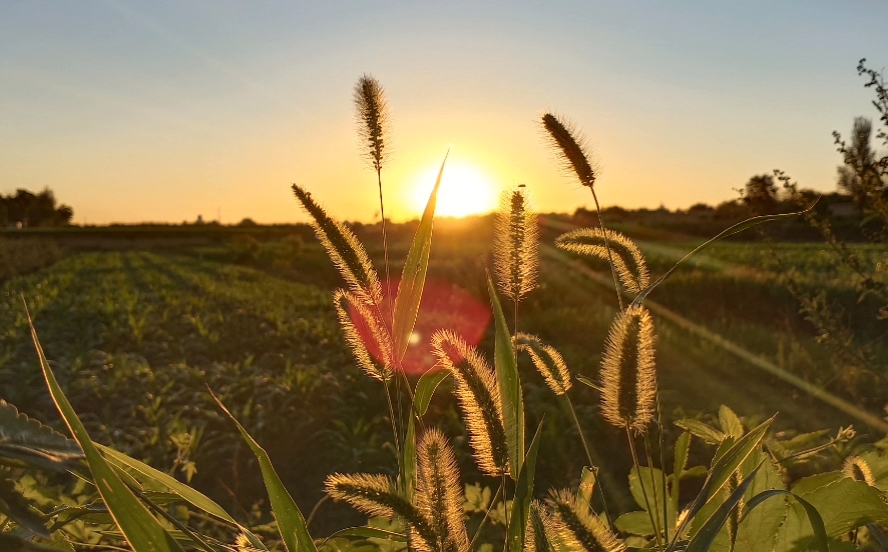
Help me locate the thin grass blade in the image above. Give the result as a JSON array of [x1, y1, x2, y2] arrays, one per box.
[[209, 390, 317, 552], [487, 273, 524, 478], [632, 206, 815, 306], [392, 152, 447, 362], [507, 419, 544, 552], [684, 465, 760, 552], [25, 304, 185, 552]]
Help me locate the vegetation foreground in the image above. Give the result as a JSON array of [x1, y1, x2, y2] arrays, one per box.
[[3, 69, 888, 552]]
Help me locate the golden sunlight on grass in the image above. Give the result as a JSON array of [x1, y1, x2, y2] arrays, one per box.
[[411, 163, 498, 218]]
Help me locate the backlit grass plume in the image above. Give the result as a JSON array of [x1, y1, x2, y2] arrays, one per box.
[[842, 455, 876, 485], [416, 429, 469, 552], [545, 489, 626, 552], [600, 305, 657, 434], [325, 473, 436, 551], [524, 500, 554, 552], [431, 330, 509, 476], [354, 74, 391, 174], [494, 188, 539, 302], [516, 333, 571, 395], [555, 228, 650, 293], [292, 185, 382, 306], [541, 113, 596, 189], [333, 289, 393, 381]]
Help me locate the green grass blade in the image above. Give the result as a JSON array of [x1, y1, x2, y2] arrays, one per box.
[[209, 390, 317, 552], [402, 369, 449, 498], [391, 153, 447, 362], [25, 304, 185, 552], [507, 419, 544, 552], [632, 206, 814, 307], [487, 273, 524, 478], [672, 432, 691, 515], [96, 443, 236, 524], [684, 464, 760, 552], [324, 527, 407, 542], [675, 416, 774, 541]]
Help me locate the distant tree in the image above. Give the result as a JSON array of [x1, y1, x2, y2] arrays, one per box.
[[0, 188, 73, 227], [687, 202, 714, 215], [742, 174, 779, 214], [238, 217, 258, 227]]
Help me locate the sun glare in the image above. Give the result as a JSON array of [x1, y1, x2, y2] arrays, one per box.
[[411, 164, 498, 218]]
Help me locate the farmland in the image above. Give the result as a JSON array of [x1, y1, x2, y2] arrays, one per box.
[[2, 218, 887, 533]]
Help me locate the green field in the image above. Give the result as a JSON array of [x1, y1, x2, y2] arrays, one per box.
[[3, 219, 887, 533]]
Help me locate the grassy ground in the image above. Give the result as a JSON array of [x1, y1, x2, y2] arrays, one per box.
[[2, 218, 886, 533]]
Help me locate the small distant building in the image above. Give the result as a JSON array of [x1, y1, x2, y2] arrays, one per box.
[[828, 203, 859, 217], [196, 215, 204, 225]]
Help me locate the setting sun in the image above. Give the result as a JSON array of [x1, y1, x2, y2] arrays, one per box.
[[411, 163, 498, 218]]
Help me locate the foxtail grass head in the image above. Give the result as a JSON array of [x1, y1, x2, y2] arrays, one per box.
[[333, 289, 393, 381], [325, 472, 436, 551], [555, 228, 650, 294], [430, 330, 509, 476], [545, 489, 626, 552], [516, 333, 571, 395], [600, 305, 657, 434], [354, 74, 391, 174], [541, 113, 597, 189], [494, 187, 539, 302], [416, 429, 469, 552], [292, 185, 382, 306], [842, 456, 876, 486]]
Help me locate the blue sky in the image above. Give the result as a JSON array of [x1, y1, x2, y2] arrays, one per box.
[[2, 1, 887, 223]]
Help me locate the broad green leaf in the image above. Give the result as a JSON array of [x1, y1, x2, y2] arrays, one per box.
[[391, 153, 447, 363], [673, 432, 691, 515], [507, 420, 543, 552], [790, 473, 842, 496], [615, 511, 656, 536], [718, 406, 744, 439], [632, 207, 814, 306], [487, 274, 524, 478], [629, 466, 676, 538], [210, 391, 317, 552], [686, 466, 761, 552], [795, 478, 888, 537], [678, 416, 774, 539], [733, 449, 786, 552], [747, 491, 829, 552], [0, 400, 83, 472], [675, 419, 725, 446], [96, 444, 236, 524], [413, 369, 449, 416], [27, 307, 185, 552]]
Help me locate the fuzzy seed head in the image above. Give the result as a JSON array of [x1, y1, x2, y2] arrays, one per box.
[[546, 489, 625, 552], [555, 228, 650, 294], [516, 333, 571, 395], [333, 289, 393, 381], [600, 305, 657, 434], [354, 74, 391, 173], [525, 500, 555, 552], [416, 429, 469, 552], [292, 185, 382, 306], [430, 330, 509, 476], [325, 473, 436, 550], [842, 456, 876, 486], [494, 188, 539, 302], [541, 113, 597, 189]]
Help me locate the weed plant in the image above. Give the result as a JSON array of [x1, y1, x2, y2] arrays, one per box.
[[3, 74, 888, 552]]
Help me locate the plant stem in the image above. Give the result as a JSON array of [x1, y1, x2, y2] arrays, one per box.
[[643, 432, 665, 548], [657, 401, 670, 544], [626, 424, 663, 552], [470, 483, 504, 551], [501, 473, 510, 552], [590, 187, 624, 311], [564, 394, 612, 523]]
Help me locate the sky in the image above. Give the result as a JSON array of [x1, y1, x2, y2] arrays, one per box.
[[2, 1, 887, 224]]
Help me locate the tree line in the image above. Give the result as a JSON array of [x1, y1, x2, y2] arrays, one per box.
[[0, 188, 73, 228]]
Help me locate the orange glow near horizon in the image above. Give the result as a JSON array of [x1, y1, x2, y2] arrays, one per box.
[[410, 163, 499, 218]]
